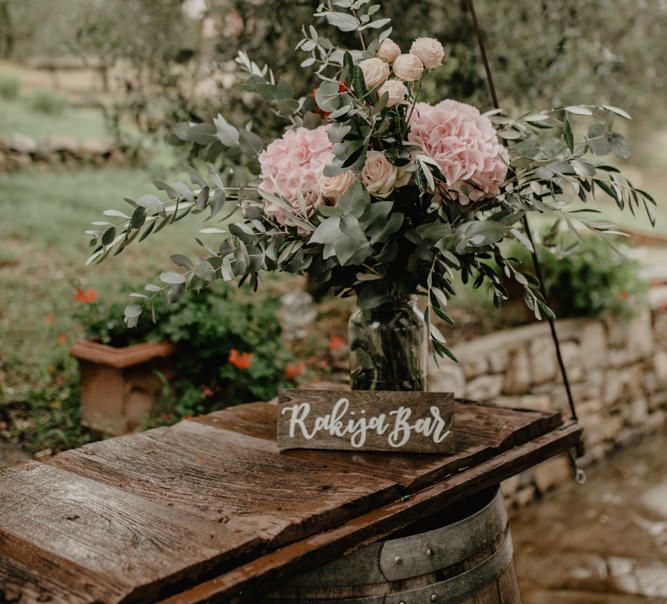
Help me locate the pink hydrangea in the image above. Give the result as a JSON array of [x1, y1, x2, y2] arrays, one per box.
[[258, 126, 333, 224], [408, 100, 508, 203]]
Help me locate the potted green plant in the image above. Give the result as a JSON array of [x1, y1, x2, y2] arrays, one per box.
[[71, 284, 299, 434], [70, 295, 175, 435]]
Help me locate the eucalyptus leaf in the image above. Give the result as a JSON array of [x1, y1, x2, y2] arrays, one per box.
[[317, 11, 360, 32], [213, 114, 240, 147], [160, 271, 186, 285], [170, 254, 193, 269], [315, 80, 343, 113], [565, 105, 593, 116]]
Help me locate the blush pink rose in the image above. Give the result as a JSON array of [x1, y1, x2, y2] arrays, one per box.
[[359, 57, 390, 90], [258, 126, 333, 224], [319, 170, 356, 204], [408, 100, 508, 203], [393, 53, 424, 82], [410, 37, 445, 69], [378, 79, 408, 107], [361, 151, 398, 198], [377, 38, 401, 63]]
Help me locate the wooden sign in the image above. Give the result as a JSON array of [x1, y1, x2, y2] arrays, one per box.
[[277, 390, 455, 454]]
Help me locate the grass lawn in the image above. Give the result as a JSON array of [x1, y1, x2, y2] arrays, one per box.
[[0, 95, 110, 143], [0, 166, 207, 397]]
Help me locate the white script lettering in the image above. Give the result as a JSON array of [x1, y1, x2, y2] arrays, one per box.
[[281, 398, 451, 448]]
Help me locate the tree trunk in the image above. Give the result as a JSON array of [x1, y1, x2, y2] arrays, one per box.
[[0, 0, 16, 58]]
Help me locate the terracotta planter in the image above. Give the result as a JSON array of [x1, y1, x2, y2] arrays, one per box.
[[70, 340, 176, 435]]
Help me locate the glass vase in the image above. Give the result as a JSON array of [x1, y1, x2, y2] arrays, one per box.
[[348, 297, 428, 392]]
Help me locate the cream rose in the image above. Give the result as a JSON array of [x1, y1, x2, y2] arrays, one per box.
[[393, 53, 424, 82], [377, 38, 401, 63], [319, 170, 356, 204], [361, 151, 398, 198], [378, 79, 408, 107], [359, 57, 390, 90], [410, 37, 445, 69]]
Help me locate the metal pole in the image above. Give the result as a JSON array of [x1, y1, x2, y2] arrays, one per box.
[[465, 0, 585, 462]]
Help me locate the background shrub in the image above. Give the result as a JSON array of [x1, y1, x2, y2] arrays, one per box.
[[508, 235, 647, 320], [29, 89, 68, 115], [0, 74, 20, 100]]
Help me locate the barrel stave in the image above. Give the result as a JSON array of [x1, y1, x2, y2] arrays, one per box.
[[264, 487, 521, 604]]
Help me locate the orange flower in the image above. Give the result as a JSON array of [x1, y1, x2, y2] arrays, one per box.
[[45, 312, 54, 324], [229, 348, 253, 370], [200, 385, 214, 399], [618, 291, 629, 301], [311, 88, 330, 119], [311, 82, 349, 119], [75, 288, 98, 303], [57, 333, 66, 346], [328, 335, 346, 351], [285, 361, 306, 381]]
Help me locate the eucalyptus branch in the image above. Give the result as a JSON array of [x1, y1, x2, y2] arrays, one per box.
[[351, 7, 368, 50]]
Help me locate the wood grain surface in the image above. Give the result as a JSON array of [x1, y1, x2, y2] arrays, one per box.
[[0, 462, 256, 603], [195, 400, 562, 490], [0, 395, 580, 604], [161, 422, 581, 604], [48, 421, 400, 546]]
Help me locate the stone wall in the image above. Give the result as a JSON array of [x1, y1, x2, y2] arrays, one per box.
[[0, 134, 131, 172], [429, 287, 667, 509]]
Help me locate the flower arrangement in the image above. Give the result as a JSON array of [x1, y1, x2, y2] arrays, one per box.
[[88, 1, 654, 371]]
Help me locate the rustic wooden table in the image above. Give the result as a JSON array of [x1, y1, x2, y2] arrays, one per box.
[[0, 398, 581, 604]]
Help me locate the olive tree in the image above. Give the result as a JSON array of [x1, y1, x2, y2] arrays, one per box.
[[63, 0, 666, 146]]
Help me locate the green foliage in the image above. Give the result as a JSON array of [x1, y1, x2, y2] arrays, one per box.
[[89, 54, 654, 359], [59, 0, 667, 149], [508, 234, 647, 319], [8, 355, 97, 454], [0, 167, 202, 390], [0, 163, 298, 453], [76, 283, 296, 409], [74, 299, 163, 347], [161, 285, 296, 405], [29, 89, 68, 115], [0, 73, 19, 99], [87, 2, 655, 360]]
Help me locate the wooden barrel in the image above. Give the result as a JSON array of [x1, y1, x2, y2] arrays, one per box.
[[264, 486, 521, 604]]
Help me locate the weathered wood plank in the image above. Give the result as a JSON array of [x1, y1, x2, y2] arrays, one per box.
[[194, 400, 562, 490], [160, 422, 582, 604], [2, 398, 574, 604], [48, 420, 401, 546], [192, 402, 277, 441], [277, 390, 455, 453], [0, 552, 95, 604], [0, 532, 124, 603], [0, 462, 259, 603]]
